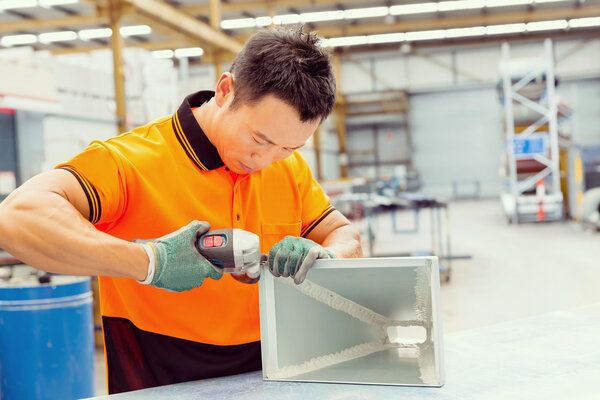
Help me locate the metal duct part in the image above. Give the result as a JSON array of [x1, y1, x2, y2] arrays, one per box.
[[259, 257, 444, 387]]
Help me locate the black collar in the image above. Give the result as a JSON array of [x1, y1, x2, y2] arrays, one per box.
[[172, 91, 224, 171]]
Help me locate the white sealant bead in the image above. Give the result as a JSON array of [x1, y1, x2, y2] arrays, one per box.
[[280, 278, 391, 327], [271, 340, 390, 379], [415, 266, 432, 322]]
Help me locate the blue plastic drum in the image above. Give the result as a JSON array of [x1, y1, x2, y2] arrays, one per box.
[[0, 276, 95, 399]]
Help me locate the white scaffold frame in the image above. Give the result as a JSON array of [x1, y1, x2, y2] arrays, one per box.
[[500, 39, 563, 223]]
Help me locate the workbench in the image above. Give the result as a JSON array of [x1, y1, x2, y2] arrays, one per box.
[[86, 303, 600, 399]]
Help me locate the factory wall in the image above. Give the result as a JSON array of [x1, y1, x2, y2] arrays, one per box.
[[338, 37, 600, 197], [410, 87, 504, 197]]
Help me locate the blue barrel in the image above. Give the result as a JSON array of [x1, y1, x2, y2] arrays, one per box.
[[0, 276, 95, 400]]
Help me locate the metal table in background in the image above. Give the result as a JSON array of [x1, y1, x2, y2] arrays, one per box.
[[331, 192, 453, 282], [86, 303, 600, 400]]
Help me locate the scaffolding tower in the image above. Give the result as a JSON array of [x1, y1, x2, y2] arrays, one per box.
[[499, 39, 563, 223]]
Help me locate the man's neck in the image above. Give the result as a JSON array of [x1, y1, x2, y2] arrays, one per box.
[[192, 98, 218, 147]]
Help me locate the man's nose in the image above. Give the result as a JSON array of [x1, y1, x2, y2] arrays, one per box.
[[251, 146, 278, 170]]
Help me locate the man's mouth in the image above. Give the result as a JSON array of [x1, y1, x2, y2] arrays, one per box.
[[239, 162, 255, 174]]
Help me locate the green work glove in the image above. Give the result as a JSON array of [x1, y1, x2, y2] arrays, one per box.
[[137, 221, 222, 292], [268, 236, 335, 285]]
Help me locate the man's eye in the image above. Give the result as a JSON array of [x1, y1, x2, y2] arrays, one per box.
[[252, 136, 261, 144]]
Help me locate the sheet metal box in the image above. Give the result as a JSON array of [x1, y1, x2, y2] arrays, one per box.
[[259, 257, 444, 387]]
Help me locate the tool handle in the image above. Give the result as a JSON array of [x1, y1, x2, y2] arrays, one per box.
[[195, 228, 237, 269]]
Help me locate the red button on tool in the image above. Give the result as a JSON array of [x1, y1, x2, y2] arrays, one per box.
[[204, 236, 214, 247], [213, 236, 224, 247]]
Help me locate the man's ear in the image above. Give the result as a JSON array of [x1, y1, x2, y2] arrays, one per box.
[[215, 72, 234, 107]]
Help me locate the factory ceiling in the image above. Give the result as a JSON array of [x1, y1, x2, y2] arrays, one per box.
[[0, 0, 599, 60]]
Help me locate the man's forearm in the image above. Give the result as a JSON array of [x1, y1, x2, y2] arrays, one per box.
[[321, 224, 363, 258], [0, 188, 148, 280]]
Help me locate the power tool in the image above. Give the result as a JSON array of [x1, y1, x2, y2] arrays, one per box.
[[195, 228, 266, 283]]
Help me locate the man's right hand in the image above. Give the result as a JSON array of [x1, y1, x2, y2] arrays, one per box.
[[137, 221, 222, 292]]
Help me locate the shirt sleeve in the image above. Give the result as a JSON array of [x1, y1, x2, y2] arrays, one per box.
[[291, 152, 336, 238], [55, 140, 127, 226]]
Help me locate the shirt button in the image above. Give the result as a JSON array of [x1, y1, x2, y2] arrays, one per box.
[[236, 214, 240, 221]]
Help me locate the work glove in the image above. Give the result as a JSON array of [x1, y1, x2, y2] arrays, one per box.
[[136, 221, 222, 292], [268, 236, 335, 285]]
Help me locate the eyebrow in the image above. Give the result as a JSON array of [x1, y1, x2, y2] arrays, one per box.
[[254, 130, 304, 150]]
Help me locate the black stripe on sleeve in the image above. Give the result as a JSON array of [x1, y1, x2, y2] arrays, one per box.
[[301, 206, 336, 238], [58, 167, 101, 224], [86, 178, 102, 224]]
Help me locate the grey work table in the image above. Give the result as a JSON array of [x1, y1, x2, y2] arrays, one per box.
[[87, 303, 600, 400]]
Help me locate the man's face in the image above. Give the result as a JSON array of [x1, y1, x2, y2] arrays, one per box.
[[213, 93, 320, 174]]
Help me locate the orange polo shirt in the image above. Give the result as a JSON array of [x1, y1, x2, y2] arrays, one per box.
[[57, 90, 333, 345]]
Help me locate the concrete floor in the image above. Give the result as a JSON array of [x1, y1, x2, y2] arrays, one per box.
[[93, 198, 600, 395]]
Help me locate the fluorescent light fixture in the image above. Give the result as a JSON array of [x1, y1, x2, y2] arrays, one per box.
[[0, 0, 36, 10], [255, 16, 272, 27], [272, 14, 301, 25], [344, 7, 389, 19], [299, 10, 344, 23], [405, 29, 446, 41], [78, 27, 112, 40], [120, 25, 151, 36], [438, 0, 484, 12], [1, 34, 37, 46], [445, 26, 486, 38], [38, 30, 77, 43], [152, 49, 173, 59], [38, 0, 78, 6], [174, 47, 204, 58], [569, 17, 600, 28], [367, 32, 406, 44], [321, 36, 368, 48], [484, 0, 530, 6], [526, 19, 568, 32], [485, 23, 527, 35], [221, 18, 256, 29], [389, 3, 437, 15]]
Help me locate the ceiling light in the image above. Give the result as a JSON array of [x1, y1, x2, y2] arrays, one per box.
[[445, 26, 486, 38], [299, 10, 345, 23], [367, 32, 406, 44], [38, 0, 78, 6], [221, 18, 256, 29], [1, 34, 37, 46], [405, 29, 446, 41], [321, 36, 368, 47], [272, 14, 301, 25], [484, 0, 530, 6], [78, 28, 112, 40], [38, 30, 77, 43], [255, 16, 272, 27], [344, 7, 389, 19], [120, 25, 151, 36], [568, 17, 600, 28], [485, 23, 527, 35], [0, 0, 36, 10], [389, 3, 437, 15], [152, 49, 173, 59], [526, 19, 568, 32], [438, 0, 484, 12], [174, 47, 204, 58]]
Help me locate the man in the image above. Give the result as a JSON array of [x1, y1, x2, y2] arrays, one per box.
[[0, 28, 361, 393]]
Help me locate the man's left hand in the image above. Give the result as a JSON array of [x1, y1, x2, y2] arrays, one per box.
[[268, 236, 334, 284]]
